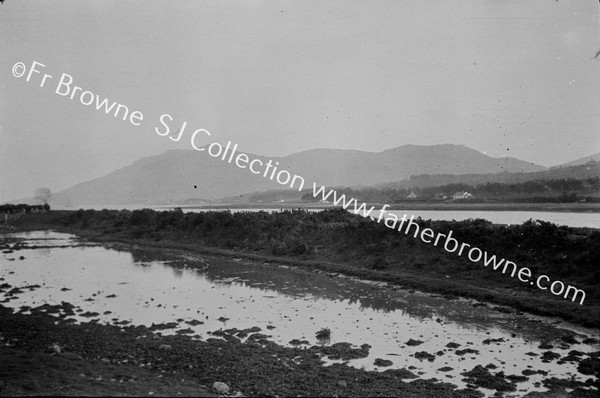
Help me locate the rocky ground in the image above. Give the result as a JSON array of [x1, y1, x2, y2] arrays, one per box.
[[0, 303, 473, 397], [1, 297, 599, 397]]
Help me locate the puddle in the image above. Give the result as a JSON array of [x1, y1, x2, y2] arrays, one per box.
[[1, 230, 598, 395]]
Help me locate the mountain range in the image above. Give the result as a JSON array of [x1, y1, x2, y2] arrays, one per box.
[[29, 144, 598, 207]]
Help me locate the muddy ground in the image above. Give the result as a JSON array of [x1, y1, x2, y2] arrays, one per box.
[[0, 303, 473, 397], [1, 302, 599, 397]]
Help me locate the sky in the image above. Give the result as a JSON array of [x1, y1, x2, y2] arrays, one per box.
[[1, 0, 599, 202]]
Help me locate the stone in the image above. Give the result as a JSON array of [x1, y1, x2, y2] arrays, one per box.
[[49, 343, 61, 354], [373, 358, 393, 367], [213, 382, 230, 394]]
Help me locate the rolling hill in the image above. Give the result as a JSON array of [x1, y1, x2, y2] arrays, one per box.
[[48, 144, 547, 207], [379, 162, 600, 190], [556, 152, 600, 168]]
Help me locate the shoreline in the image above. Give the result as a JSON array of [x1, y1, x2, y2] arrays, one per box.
[[0, 305, 479, 397], [2, 215, 600, 396], [7, 211, 600, 328], [152, 202, 600, 213]]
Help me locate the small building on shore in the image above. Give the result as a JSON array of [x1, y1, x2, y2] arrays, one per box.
[[452, 191, 474, 200]]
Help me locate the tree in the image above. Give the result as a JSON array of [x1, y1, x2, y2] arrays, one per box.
[[34, 187, 52, 205]]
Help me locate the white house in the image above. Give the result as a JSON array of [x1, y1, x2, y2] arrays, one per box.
[[452, 191, 473, 200]]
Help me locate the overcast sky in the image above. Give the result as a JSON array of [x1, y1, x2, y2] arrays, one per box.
[[1, 0, 599, 202]]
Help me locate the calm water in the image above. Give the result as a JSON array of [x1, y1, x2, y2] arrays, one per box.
[[373, 210, 600, 229], [1, 231, 598, 396]]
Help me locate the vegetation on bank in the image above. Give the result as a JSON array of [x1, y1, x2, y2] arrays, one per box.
[[12, 209, 600, 327], [300, 177, 600, 203], [214, 170, 600, 206], [0, 203, 50, 214]]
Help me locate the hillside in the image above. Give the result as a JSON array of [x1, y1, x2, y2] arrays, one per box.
[[45, 144, 547, 207], [381, 161, 600, 189], [557, 152, 600, 168]]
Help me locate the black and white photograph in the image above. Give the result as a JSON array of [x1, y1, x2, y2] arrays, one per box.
[[1, 1, 599, 396]]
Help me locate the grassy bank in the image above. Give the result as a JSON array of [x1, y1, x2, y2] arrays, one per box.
[[8, 209, 600, 328]]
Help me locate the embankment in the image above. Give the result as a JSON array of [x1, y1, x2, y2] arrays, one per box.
[[9, 209, 600, 328]]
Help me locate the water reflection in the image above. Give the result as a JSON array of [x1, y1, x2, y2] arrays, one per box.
[[104, 241, 596, 344], [1, 230, 598, 394], [36, 247, 52, 256]]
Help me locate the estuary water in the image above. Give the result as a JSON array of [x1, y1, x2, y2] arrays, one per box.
[[1, 230, 598, 396]]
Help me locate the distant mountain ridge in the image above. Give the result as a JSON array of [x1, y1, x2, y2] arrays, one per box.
[[378, 161, 600, 190], [48, 144, 548, 207], [556, 152, 600, 168]]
